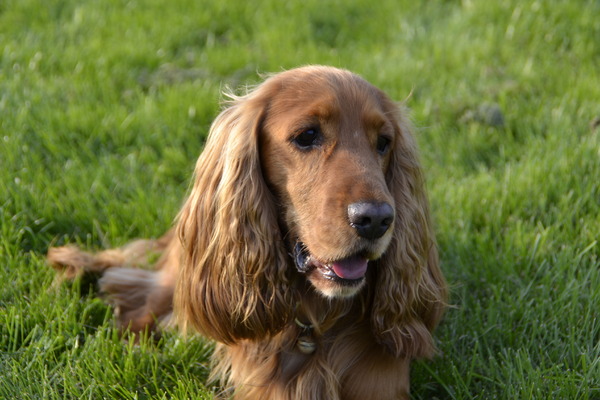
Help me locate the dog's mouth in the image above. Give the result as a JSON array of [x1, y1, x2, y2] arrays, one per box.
[[293, 242, 369, 284]]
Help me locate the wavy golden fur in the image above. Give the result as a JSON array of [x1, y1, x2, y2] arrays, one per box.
[[48, 66, 446, 399]]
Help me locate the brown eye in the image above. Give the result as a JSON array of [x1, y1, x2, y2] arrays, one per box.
[[293, 128, 321, 149], [376, 135, 391, 155]]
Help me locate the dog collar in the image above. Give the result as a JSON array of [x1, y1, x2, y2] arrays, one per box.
[[294, 317, 316, 354]]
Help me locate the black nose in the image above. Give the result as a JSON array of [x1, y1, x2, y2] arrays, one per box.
[[347, 202, 394, 240]]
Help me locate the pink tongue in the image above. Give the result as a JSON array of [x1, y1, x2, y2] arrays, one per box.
[[331, 257, 369, 280]]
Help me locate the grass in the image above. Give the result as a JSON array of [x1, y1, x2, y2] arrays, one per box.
[[1, 0, 598, 398]]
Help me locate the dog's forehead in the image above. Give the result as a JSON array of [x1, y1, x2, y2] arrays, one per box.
[[263, 72, 388, 133]]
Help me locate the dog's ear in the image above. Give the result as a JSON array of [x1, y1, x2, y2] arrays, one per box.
[[371, 99, 447, 359], [175, 89, 293, 344]]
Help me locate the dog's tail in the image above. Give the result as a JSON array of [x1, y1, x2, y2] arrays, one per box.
[[47, 236, 166, 279], [47, 230, 178, 335]]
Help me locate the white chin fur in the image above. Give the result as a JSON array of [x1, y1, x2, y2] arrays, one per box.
[[315, 279, 366, 299]]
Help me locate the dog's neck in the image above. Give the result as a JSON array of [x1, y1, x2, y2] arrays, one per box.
[[292, 281, 369, 354]]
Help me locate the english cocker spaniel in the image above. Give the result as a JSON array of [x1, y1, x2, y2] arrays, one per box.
[[48, 66, 447, 400]]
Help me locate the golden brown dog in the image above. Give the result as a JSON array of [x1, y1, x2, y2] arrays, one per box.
[[48, 66, 446, 400]]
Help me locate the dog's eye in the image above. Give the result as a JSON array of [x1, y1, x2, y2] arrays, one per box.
[[293, 128, 320, 149], [376, 135, 391, 155]]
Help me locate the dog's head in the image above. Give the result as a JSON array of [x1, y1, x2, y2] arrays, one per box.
[[257, 67, 396, 298], [176, 66, 445, 357]]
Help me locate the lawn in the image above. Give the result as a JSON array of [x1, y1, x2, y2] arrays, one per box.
[[1, 0, 599, 398]]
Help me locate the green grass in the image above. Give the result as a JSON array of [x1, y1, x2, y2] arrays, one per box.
[[1, 0, 598, 398]]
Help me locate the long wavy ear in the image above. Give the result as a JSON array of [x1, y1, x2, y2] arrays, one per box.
[[371, 99, 447, 359], [175, 89, 293, 344]]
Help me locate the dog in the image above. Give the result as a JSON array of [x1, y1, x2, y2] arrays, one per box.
[[48, 65, 446, 399]]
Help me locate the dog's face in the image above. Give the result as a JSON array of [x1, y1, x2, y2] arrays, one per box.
[[258, 68, 397, 298]]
